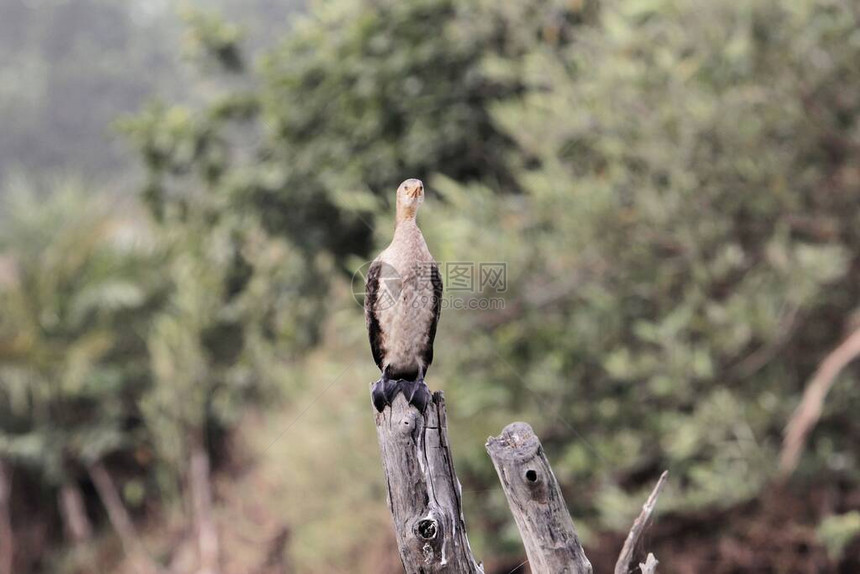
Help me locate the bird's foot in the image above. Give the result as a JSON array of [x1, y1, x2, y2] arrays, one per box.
[[371, 377, 397, 412], [402, 378, 432, 413], [371, 378, 432, 413]]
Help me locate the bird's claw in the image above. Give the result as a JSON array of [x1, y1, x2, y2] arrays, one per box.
[[371, 378, 432, 413], [403, 378, 432, 413], [371, 377, 397, 412]]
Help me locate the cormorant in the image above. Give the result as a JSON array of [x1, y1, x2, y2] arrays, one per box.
[[365, 178, 443, 412]]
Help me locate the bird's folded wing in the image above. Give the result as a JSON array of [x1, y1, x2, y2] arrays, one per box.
[[365, 259, 385, 370], [420, 262, 443, 370]]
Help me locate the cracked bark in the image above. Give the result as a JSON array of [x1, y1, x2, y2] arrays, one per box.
[[486, 422, 592, 574], [373, 391, 483, 573], [375, 396, 669, 573]]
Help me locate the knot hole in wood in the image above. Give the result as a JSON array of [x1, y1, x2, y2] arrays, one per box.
[[415, 518, 438, 540]]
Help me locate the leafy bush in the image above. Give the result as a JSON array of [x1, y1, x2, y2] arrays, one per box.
[[0, 178, 163, 491], [422, 0, 860, 550]]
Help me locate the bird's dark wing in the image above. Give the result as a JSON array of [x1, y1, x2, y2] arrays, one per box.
[[364, 260, 385, 370], [420, 262, 443, 371]]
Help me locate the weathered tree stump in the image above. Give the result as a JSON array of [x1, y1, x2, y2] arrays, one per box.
[[486, 422, 592, 574], [374, 393, 668, 573], [373, 391, 483, 573]]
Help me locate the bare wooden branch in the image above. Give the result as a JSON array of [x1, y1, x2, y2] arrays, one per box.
[[59, 482, 93, 543], [485, 422, 592, 574], [374, 391, 483, 573], [639, 553, 659, 574], [615, 471, 668, 574], [780, 327, 860, 477]]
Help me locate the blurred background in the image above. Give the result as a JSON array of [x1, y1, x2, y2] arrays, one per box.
[[0, 0, 859, 572]]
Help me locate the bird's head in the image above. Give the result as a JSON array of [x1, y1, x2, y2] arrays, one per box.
[[396, 178, 424, 223]]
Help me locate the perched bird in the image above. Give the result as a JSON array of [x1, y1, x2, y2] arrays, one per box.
[[365, 178, 443, 412]]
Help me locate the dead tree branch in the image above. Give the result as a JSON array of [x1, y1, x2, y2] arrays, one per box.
[[780, 327, 860, 477], [486, 422, 592, 574], [615, 471, 669, 574], [374, 395, 671, 572], [373, 391, 483, 573], [639, 553, 659, 574], [59, 482, 92, 544]]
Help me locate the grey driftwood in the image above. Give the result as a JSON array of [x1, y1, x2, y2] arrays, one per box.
[[373, 391, 483, 573], [486, 422, 593, 574], [615, 471, 669, 574], [373, 391, 668, 574]]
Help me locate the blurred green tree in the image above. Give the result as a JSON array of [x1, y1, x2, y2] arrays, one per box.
[[116, 3, 583, 568], [0, 179, 165, 570], [419, 0, 860, 561], [121, 0, 579, 266], [138, 199, 309, 572], [4, 0, 848, 570]]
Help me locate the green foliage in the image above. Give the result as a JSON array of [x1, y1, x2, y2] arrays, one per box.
[[0, 178, 163, 483], [140, 206, 313, 468], [180, 6, 246, 73], [817, 511, 860, 560], [2, 0, 859, 570], [257, 0, 518, 202], [117, 0, 860, 567], [117, 1, 566, 462], [122, 0, 578, 265], [423, 0, 860, 540]]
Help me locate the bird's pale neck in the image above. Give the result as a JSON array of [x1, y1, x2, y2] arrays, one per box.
[[395, 201, 419, 227]]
